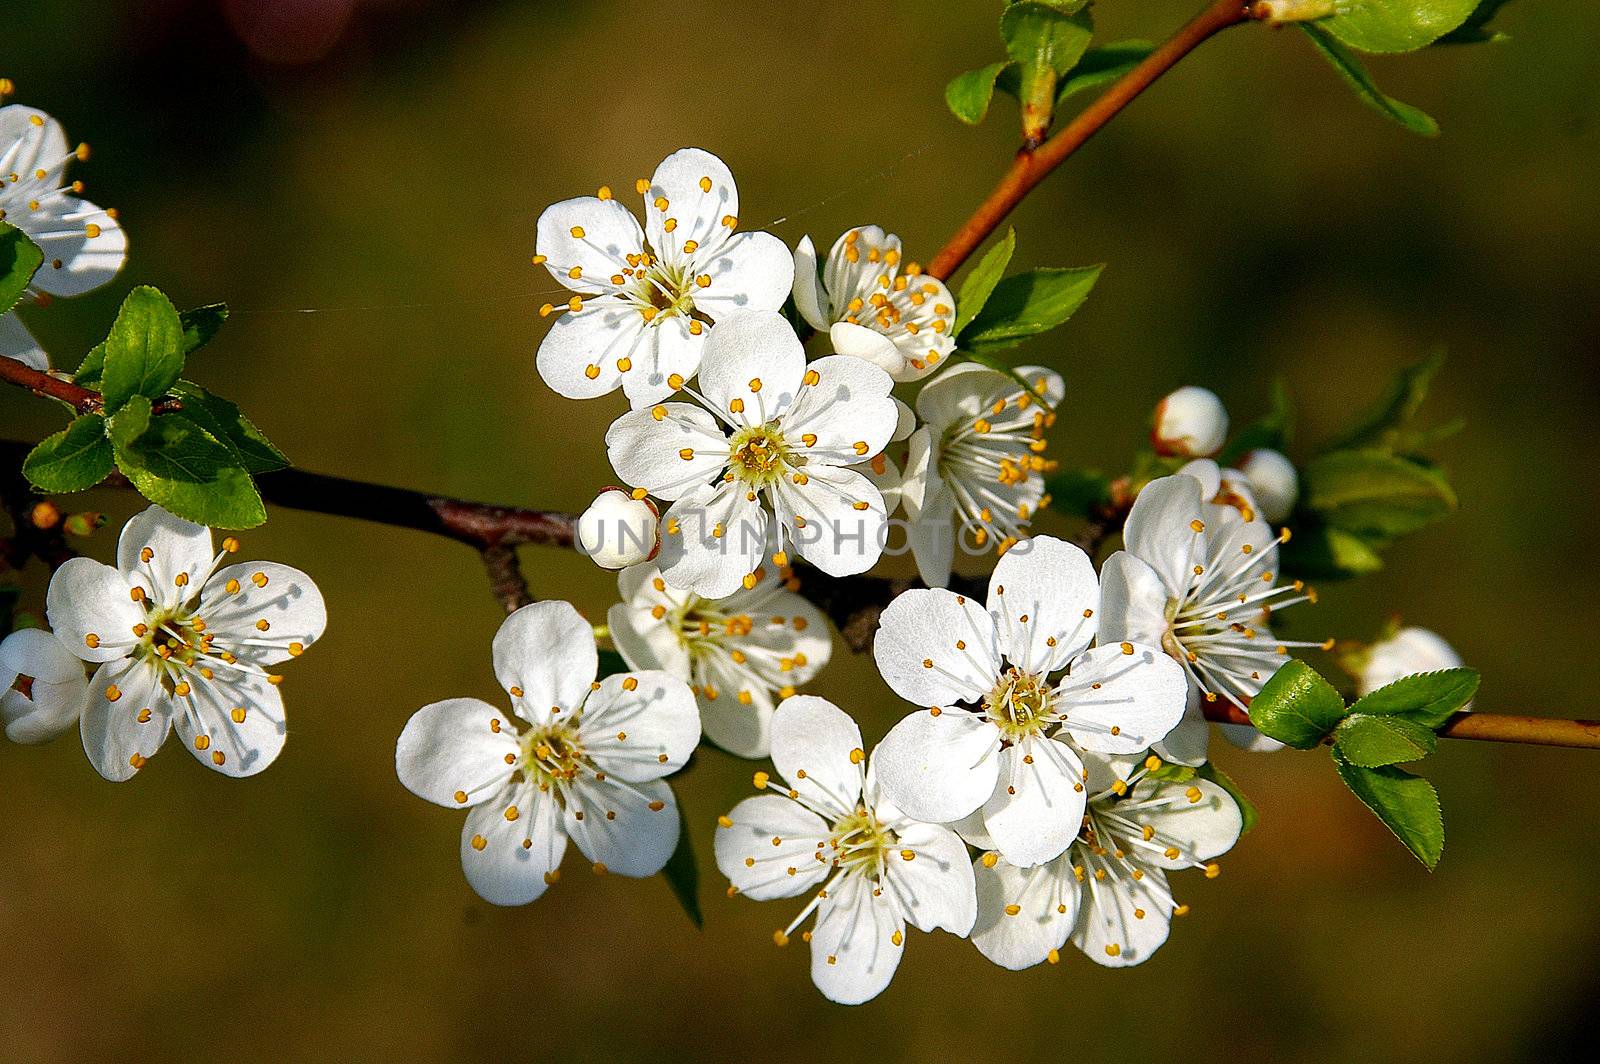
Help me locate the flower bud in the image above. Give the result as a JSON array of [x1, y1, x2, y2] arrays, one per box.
[[29, 501, 61, 530], [576, 488, 659, 570], [1250, 1, 1342, 25], [63, 511, 105, 537], [1151, 386, 1228, 458], [1237, 449, 1299, 524], [1356, 627, 1465, 698]]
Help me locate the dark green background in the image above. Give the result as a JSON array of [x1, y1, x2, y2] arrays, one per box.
[[3, 2, 1595, 1060]]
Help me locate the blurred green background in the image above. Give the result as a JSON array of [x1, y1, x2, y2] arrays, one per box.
[[3, 1, 1597, 1060]]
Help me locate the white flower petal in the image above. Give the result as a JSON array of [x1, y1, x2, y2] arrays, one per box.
[[580, 670, 700, 783], [692, 231, 793, 319], [770, 694, 863, 817], [1130, 777, 1243, 868], [822, 225, 900, 304], [886, 820, 977, 935], [201, 562, 325, 666], [0, 627, 83, 685], [986, 535, 1099, 673], [1, 630, 88, 744], [853, 452, 902, 518], [0, 105, 70, 170], [809, 874, 905, 1006], [621, 314, 706, 409], [900, 425, 933, 518], [1096, 550, 1171, 649], [0, 312, 48, 370], [656, 483, 767, 599], [563, 776, 680, 877], [1151, 690, 1210, 766], [395, 697, 519, 808], [873, 587, 998, 707], [696, 311, 804, 422], [828, 321, 903, 378], [874, 708, 1000, 824], [605, 600, 690, 678], [773, 464, 885, 578], [1220, 722, 1287, 753], [492, 601, 598, 723], [117, 505, 215, 609], [172, 667, 286, 778], [78, 658, 171, 782], [535, 298, 643, 402], [461, 782, 566, 906], [646, 148, 738, 261], [698, 680, 775, 760], [1072, 858, 1172, 967], [605, 401, 727, 500], [45, 557, 142, 663], [1057, 642, 1188, 755], [981, 739, 1086, 867], [790, 235, 830, 329], [781, 353, 897, 466], [1121, 473, 1207, 598], [971, 855, 1079, 970], [535, 196, 646, 293], [907, 480, 957, 589], [28, 196, 126, 298], [714, 793, 830, 901]]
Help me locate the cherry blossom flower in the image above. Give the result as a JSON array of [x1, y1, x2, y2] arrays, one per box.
[[534, 147, 792, 408], [714, 695, 975, 1004], [872, 536, 1187, 867], [900, 362, 1063, 587], [607, 562, 830, 758], [396, 600, 700, 905], [791, 225, 956, 382], [1099, 465, 1328, 764], [1, 102, 127, 368], [45, 506, 324, 780], [606, 312, 898, 597], [1, 627, 88, 744]]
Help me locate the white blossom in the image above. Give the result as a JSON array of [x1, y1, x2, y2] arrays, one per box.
[[606, 312, 898, 597], [45, 506, 324, 780], [900, 362, 1063, 587], [1237, 448, 1299, 524], [792, 226, 956, 382], [1151, 385, 1228, 458], [1357, 626, 1464, 697], [534, 148, 791, 408], [1, 626, 88, 744], [1, 102, 127, 368], [871, 536, 1187, 867], [396, 600, 700, 905], [607, 562, 830, 758], [714, 695, 975, 1004]]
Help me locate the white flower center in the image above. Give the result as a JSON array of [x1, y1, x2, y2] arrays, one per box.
[[826, 806, 899, 878], [983, 666, 1055, 741], [519, 720, 589, 790], [727, 423, 793, 488]]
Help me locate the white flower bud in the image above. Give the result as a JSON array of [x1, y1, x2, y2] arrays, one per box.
[[1237, 448, 1299, 524], [1250, 1, 1343, 26], [1, 627, 89, 745], [1357, 627, 1465, 698], [1151, 386, 1228, 458], [576, 488, 660, 570]]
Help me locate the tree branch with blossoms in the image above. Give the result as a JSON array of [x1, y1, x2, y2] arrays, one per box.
[[2, 0, 1580, 1007]]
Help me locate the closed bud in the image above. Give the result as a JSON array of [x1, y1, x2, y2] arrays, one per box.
[[29, 501, 61, 530], [1355, 627, 1465, 698], [1237, 449, 1298, 524], [1151, 386, 1228, 458], [1250, 1, 1342, 24], [63, 511, 106, 537], [576, 488, 659, 570]]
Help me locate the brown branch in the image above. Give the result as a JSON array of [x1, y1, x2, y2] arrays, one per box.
[[1200, 700, 1600, 750], [926, 0, 1258, 280], [0, 355, 105, 412]]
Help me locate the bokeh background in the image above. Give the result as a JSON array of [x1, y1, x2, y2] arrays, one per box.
[[3, 1, 1597, 1060]]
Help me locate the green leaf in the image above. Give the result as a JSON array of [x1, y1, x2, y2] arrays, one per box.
[[1435, 0, 1516, 44], [1197, 762, 1258, 834], [1322, 349, 1446, 453], [1218, 379, 1294, 466], [169, 381, 289, 474], [946, 61, 1015, 125], [1301, 23, 1439, 137], [0, 220, 45, 313], [661, 803, 703, 929], [99, 286, 186, 414], [1279, 523, 1386, 579], [1055, 40, 1154, 105], [1348, 667, 1479, 728], [1334, 713, 1437, 766], [22, 414, 114, 493], [1000, 2, 1094, 76], [954, 228, 1016, 334], [1323, 0, 1480, 53], [958, 264, 1102, 352], [1301, 449, 1456, 538], [1044, 467, 1111, 518], [1248, 659, 1349, 749], [108, 396, 266, 528], [1331, 749, 1444, 869], [180, 303, 230, 354]]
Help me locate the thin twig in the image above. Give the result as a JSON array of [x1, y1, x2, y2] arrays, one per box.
[[1201, 700, 1600, 750]]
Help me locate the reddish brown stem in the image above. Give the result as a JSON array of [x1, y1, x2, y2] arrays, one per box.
[[1201, 701, 1600, 750]]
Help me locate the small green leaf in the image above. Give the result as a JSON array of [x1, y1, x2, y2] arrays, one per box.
[[1331, 748, 1444, 869], [1334, 713, 1437, 766], [1249, 659, 1348, 749], [180, 303, 230, 354], [1435, 0, 1516, 44], [1322, 349, 1446, 453], [1301, 23, 1439, 136], [1001, 2, 1094, 76], [1301, 449, 1456, 539], [169, 381, 289, 474], [1044, 467, 1110, 518], [99, 286, 186, 414], [1323, 0, 1480, 53], [22, 414, 114, 493], [958, 264, 1103, 352], [1197, 762, 1258, 834], [1218, 379, 1294, 466], [946, 61, 1015, 125], [108, 396, 266, 528], [73, 342, 106, 387], [1054, 41, 1154, 104], [661, 803, 703, 929], [1279, 523, 1386, 580], [1348, 668, 1479, 728], [954, 228, 1016, 334], [0, 221, 45, 313]]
